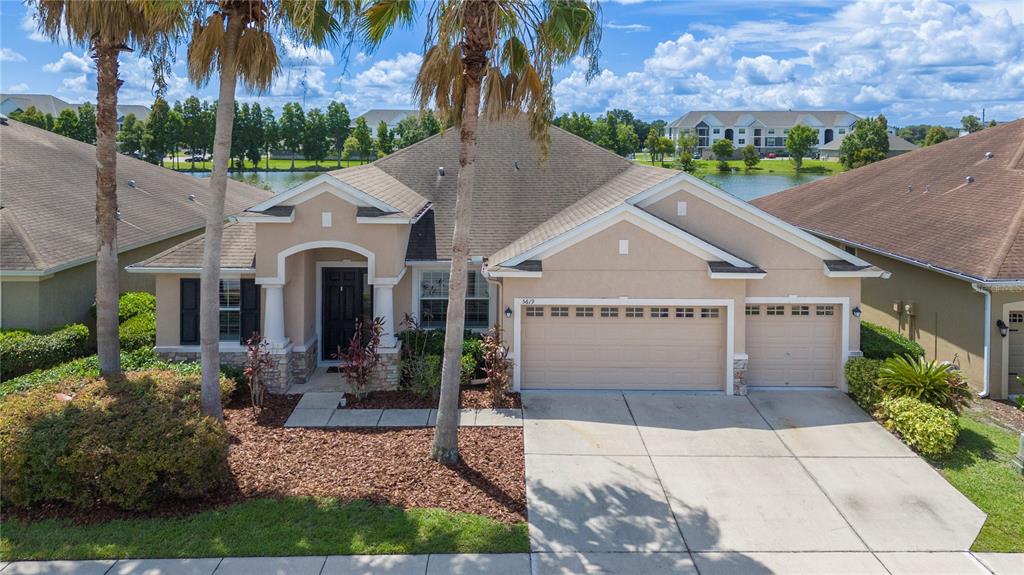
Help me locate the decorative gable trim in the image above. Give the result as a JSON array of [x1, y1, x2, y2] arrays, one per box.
[[246, 174, 400, 214]]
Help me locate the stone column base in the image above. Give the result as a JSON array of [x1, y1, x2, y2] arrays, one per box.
[[733, 355, 749, 396]]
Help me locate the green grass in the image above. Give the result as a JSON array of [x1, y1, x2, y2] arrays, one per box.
[[0, 498, 528, 560], [930, 413, 1024, 552], [162, 157, 368, 172], [632, 154, 845, 176]]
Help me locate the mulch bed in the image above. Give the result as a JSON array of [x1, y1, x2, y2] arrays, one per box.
[[342, 388, 522, 410], [967, 398, 1024, 434]]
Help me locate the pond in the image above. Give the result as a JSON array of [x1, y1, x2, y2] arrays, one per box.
[[187, 170, 322, 193], [701, 172, 829, 201]]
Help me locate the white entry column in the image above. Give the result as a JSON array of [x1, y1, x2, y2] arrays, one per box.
[[373, 283, 396, 348], [263, 283, 288, 347]]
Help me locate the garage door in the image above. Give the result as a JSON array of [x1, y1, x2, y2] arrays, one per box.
[[1009, 311, 1024, 394], [746, 303, 840, 387], [520, 304, 726, 390]]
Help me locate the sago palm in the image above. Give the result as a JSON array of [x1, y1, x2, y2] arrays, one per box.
[[360, 0, 602, 465], [186, 0, 355, 420], [31, 0, 187, 379], [878, 354, 970, 411]]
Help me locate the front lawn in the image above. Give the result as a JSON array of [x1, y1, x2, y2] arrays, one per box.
[[631, 155, 846, 177], [930, 412, 1024, 552], [0, 498, 528, 560]]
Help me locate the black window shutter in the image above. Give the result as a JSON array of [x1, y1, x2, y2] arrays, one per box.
[[180, 278, 200, 345], [240, 278, 260, 344]]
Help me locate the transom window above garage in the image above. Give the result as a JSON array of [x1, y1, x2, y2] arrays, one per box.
[[575, 306, 594, 317], [745, 305, 760, 316], [651, 307, 669, 318], [600, 307, 619, 318], [675, 307, 694, 318], [701, 307, 720, 319], [792, 305, 810, 316], [816, 305, 835, 316], [625, 307, 644, 318], [766, 305, 785, 316], [550, 306, 569, 317], [525, 306, 544, 317]]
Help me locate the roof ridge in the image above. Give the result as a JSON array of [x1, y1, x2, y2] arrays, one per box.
[[1, 207, 44, 269]]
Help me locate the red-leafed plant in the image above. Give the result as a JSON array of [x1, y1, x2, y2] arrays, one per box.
[[335, 316, 385, 401], [482, 326, 512, 405], [244, 332, 273, 414]]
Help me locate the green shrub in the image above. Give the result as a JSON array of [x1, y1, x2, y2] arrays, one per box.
[[878, 355, 972, 413], [119, 312, 156, 351], [878, 396, 959, 458], [0, 324, 91, 380], [845, 357, 884, 410], [0, 370, 233, 511], [861, 321, 925, 360], [89, 292, 157, 323], [405, 354, 441, 399], [460, 353, 477, 385]]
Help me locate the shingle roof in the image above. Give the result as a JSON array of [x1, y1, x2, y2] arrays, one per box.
[[818, 132, 918, 152], [0, 119, 272, 274], [668, 110, 859, 129], [327, 163, 430, 218], [131, 222, 257, 270], [753, 119, 1024, 282], [352, 109, 417, 128], [0, 94, 151, 123]]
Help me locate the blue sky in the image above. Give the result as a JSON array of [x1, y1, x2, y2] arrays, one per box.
[[1, 0, 1022, 126]]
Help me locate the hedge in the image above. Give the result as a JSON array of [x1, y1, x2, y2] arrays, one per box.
[[89, 292, 157, 323], [878, 396, 959, 458], [119, 312, 156, 352], [0, 370, 233, 511], [0, 324, 91, 381], [845, 357, 884, 411], [861, 321, 925, 360]]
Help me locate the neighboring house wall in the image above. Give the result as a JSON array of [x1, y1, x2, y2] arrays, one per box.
[[2, 229, 201, 332]]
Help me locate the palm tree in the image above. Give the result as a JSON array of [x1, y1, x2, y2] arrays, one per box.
[[187, 0, 354, 420], [31, 0, 186, 378], [361, 0, 602, 465]]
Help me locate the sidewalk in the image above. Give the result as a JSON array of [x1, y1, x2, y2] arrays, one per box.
[[3, 552, 1022, 574], [283, 392, 523, 428]]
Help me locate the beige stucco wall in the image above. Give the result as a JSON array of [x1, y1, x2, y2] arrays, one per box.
[[2, 229, 201, 332], [994, 290, 1024, 396], [254, 187, 410, 281]]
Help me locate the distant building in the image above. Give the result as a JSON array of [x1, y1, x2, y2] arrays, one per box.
[[818, 132, 918, 161], [0, 93, 150, 130], [351, 109, 419, 130], [664, 110, 860, 156]]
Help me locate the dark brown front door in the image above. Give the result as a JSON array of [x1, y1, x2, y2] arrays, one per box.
[[322, 268, 363, 361]]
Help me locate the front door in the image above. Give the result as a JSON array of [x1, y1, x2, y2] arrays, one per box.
[[322, 268, 364, 361]]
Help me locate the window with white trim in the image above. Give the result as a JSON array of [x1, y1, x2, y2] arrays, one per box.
[[1009, 312, 1023, 323], [738, 128, 746, 134], [675, 307, 694, 318], [792, 305, 810, 316], [767, 305, 785, 316], [525, 306, 544, 317], [418, 269, 490, 329], [738, 138, 746, 144], [600, 307, 619, 318], [816, 305, 835, 316], [551, 306, 569, 317], [745, 305, 761, 316], [701, 307, 720, 319], [219, 279, 241, 342], [625, 307, 643, 318], [651, 307, 669, 318], [575, 306, 594, 317]]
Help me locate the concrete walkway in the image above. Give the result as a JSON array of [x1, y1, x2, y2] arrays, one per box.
[[282, 392, 522, 428], [4, 551, 1022, 574]]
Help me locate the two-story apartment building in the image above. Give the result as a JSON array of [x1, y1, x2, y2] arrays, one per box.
[[664, 111, 860, 157]]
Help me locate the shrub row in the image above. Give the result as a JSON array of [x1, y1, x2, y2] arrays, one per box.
[[845, 357, 884, 411], [860, 321, 925, 360], [89, 292, 156, 323], [0, 324, 90, 381], [119, 311, 156, 352], [878, 396, 959, 458], [0, 369, 234, 511]]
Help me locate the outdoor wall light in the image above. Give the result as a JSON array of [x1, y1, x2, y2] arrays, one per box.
[[852, 306, 862, 318], [505, 306, 513, 319], [997, 319, 1009, 338]]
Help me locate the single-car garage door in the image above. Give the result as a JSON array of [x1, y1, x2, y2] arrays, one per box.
[[520, 304, 726, 390], [746, 303, 840, 387]]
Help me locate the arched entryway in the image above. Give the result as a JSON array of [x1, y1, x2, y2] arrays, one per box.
[[824, 128, 834, 144], [724, 128, 734, 142]]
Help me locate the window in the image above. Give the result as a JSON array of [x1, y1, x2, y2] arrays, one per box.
[[1009, 312, 1023, 323], [551, 306, 569, 317], [651, 307, 669, 318], [219, 279, 241, 342], [816, 305, 835, 316], [738, 128, 746, 134], [712, 128, 720, 134], [625, 307, 644, 318], [600, 307, 619, 318], [419, 269, 490, 329], [745, 305, 761, 316], [701, 307, 720, 319], [768, 128, 775, 134], [838, 128, 846, 134], [767, 305, 785, 316], [792, 305, 810, 316], [575, 306, 594, 317], [783, 128, 790, 134], [525, 306, 544, 317], [675, 307, 694, 318], [738, 138, 746, 145], [844, 244, 858, 256]]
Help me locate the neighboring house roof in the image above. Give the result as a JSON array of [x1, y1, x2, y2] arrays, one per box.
[[117, 104, 151, 123], [818, 132, 918, 152], [352, 109, 417, 128], [132, 222, 258, 271], [0, 94, 151, 123], [753, 119, 1024, 283], [668, 110, 859, 129], [0, 119, 272, 275]]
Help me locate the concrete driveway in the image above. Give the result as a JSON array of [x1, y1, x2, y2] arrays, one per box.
[[523, 389, 986, 557]]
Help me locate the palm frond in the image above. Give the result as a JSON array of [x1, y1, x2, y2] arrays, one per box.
[[236, 27, 279, 92]]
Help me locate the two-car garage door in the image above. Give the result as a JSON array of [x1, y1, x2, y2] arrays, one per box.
[[520, 304, 726, 390]]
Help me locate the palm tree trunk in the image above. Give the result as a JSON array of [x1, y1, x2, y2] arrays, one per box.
[[199, 13, 244, 421], [94, 44, 122, 379], [431, 1, 493, 466]]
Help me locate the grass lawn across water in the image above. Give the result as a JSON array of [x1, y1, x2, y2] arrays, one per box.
[[930, 413, 1024, 552], [0, 498, 528, 560]]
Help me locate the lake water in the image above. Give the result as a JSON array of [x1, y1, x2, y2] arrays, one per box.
[[189, 168, 826, 200]]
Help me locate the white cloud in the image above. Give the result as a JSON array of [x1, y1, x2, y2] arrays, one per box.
[[6, 83, 29, 93], [0, 48, 26, 63], [606, 23, 651, 33], [61, 74, 90, 95], [44, 52, 93, 74], [271, 67, 328, 98], [281, 38, 335, 67], [334, 52, 422, 112], [734, 55, 795, 84], [20, 12, 48, 42], [644, 33, 731, 76]]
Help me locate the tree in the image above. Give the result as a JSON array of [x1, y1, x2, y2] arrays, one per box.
[[961, 114, 983, 134], [180, 96, 206, 168], [75, 102, 97, 144], [325, 101, 351, 167], [303, 107, 330, 166], [394, 114, 425, 149], [341, 134, 360, 162], [187, 0, 352, 420], [245, 103, 265, 168], [711, 138, 734, 171], [10, 106, 47, 128], [592, 116, 615, 151], [143, 96, 174, 164], [420, 110, 441, 136], [923, 125, 949, 147], [351, 116, 374, 164], [279, 102, 306, 170], [740, 143, 759, 170], [644, 128, 659, 164], [261, 106, 278, 171], [118, 113, 145, 157], [556, 111, 594, 141], [614, 123, 638, 157], [53, 108, 80, 139], [676, 131, 698, 172], [785, 123, 817, 171], [167, 106, 183, 169], [839, 116, 889, 169], [361, 0, 602, 466], [376, 120, 394, 156], [655, 136, 675, 164], [32, 0, 184, 379]]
